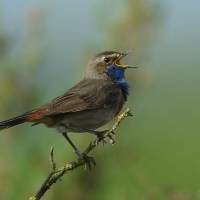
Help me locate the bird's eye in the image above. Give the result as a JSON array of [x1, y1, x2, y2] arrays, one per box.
[[104, 57, 111, 64]]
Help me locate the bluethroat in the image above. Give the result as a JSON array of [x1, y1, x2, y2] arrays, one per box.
[[0, 51, 137, 165]]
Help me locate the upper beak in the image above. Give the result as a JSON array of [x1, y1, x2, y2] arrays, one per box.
[[114, 52, 138, 69]]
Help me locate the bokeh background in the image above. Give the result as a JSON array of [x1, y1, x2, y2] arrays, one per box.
[[0, 0, 200, 199]]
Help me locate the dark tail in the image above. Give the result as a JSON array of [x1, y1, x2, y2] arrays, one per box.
[[0, 115, 27, 131]]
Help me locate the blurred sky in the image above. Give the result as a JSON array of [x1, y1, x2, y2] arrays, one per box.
[[1, 0, 200, 85]]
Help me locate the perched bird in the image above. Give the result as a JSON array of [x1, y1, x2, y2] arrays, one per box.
[[0, 51, 137, 165]]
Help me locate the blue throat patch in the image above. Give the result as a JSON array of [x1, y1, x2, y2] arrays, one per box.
[[106, 64, 129, 100]]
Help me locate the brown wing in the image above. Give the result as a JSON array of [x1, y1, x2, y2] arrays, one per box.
[[46, 79, 122, 115], [26, 79, 123, 122]]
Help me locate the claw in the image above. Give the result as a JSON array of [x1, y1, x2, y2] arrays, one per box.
[[79, 153, 96, 170], [110, 130, 116, 135], [107, 133, 115, 144], [97, 134, 107, 145], [128, 111, 133, 117]]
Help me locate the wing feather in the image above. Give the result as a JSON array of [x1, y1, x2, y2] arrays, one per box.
[[44, 79, 121, 116]]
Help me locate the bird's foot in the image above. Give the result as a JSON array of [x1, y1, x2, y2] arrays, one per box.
[[107, 133, 115, 145], [96, 131, 107, 145], [96, 130, 116, 145], [78, 153, 96, 170]]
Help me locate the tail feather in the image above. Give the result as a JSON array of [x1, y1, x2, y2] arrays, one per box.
[[0, 107, 48, 131], [0, 115, 27, 130]]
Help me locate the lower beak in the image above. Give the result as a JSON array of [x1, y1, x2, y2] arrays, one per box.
[[125, 64, 139, 68], [114, 52, 138, 69]]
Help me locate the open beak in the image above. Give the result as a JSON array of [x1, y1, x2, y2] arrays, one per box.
[[114, 52, 138, 69]]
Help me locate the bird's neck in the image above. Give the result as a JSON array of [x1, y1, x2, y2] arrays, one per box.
[[106, 65, 129, 100], [83, 64, 129, 100]]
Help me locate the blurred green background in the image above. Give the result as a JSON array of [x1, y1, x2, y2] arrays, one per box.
[[0, 0, 200, 199]]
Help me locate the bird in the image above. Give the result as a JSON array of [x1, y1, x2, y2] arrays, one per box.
[[0, 51, 137, 166]]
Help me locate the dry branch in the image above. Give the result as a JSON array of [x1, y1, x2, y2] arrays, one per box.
[[29, 108, 132, 200]]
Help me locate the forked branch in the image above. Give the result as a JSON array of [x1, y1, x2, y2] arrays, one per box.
[[29, 108, 132, 200]]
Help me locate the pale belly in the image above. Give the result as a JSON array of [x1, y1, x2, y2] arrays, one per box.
[[56, 107, 117, 133]]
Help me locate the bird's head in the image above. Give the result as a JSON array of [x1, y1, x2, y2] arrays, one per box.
[[84, 51, 137, 81]]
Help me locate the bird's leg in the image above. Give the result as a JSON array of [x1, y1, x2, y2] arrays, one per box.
[[67, 124, 115, 144], [77, 128, 115, 145], [62, 132, 96, 169], [62, 132, 81, 158]]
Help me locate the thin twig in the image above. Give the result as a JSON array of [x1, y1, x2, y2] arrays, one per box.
[[50, 146, 56, 171], [29, 108, 132, 200]]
